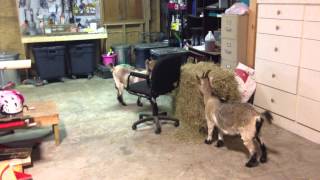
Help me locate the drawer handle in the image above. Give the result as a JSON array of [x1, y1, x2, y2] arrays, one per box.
[[274, 47, 278, 52], [271, 98, 275, 103], [226, 27, 232, 32], [275, 25, 280, 31], [277, 10, 281, 15], [272, 73, 276, 78], [225, 49, 232, 54]]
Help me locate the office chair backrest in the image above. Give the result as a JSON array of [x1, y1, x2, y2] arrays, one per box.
[[150, 55, 182, 96]]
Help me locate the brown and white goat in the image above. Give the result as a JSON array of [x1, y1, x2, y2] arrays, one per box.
[[197, 70, 273, 168], [109, 59, 156, 106]]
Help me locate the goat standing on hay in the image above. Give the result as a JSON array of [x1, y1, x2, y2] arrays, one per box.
[[109, 59, 156, 106], [196, 70, 273, 168]]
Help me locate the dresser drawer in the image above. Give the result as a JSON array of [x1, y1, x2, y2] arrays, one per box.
[[220, 59, 238, 70], [255, 59, 298, 94], [255, 34, 300, 66], [301, 39, 320, 71], [298, 68, 320, 102], [305, 5, 320, 22], [258, 4, 304, 20], [254, 84, 296, 120], [258, 0, 306, 3], [297, 96, 320, 131], [221, 14, 248, 39], [257, 18, 303, 37], [303, 21, 320, 40]]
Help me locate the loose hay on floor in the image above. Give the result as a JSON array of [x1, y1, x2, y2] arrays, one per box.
[[173, 62, 240, 140]]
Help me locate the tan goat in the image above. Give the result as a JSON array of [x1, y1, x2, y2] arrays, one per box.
[[109, 59, 156, 106], [197, 70, 273, 168]]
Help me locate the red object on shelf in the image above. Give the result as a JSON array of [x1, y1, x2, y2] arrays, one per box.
[[0, 121, 25, 129], [167, 2, 176, 10], [14, 171, 32, 180]]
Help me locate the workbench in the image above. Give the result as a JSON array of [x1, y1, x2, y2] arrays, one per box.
[[21, 33, 108, 44], [24, 101, 60, 145]]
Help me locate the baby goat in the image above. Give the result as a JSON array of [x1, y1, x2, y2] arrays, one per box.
[[109, 60, 156, 106], [197, 70, 273, 168]]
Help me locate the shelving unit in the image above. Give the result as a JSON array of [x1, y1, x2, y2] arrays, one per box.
[[167, 7, 187, 47]]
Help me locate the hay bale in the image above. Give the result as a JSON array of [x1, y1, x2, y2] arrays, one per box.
[[173, 62, 240, 140]]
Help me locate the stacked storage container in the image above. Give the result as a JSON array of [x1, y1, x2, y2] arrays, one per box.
[[68, 43, 96, 79], [33, 46, 66, 82]]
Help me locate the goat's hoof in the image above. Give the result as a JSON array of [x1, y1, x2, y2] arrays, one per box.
[[260, 144, 268, 163], [246, 154, 259, 168], [137, 102, 143, 107], [245, 160, 259, 168], [260, 155, 267, 163], [121, 102, 127, 106], [174, 121, 179, 127], [204, 139, 213, 145], [155, 128, 161, 134], [132, 125, 137, 130], [216, 140, 224, 148]]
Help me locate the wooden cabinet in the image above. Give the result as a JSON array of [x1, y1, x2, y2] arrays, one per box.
[[254, 2, 320, 144]]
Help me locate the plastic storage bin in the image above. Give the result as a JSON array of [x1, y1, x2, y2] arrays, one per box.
[[150, 47, 189, 63], [102, 54, 117, 66], [0, 52, 20, 86], [134, 42, 168, 68], [33, 46, 66, 81], [111, 44, 131, 65], [68, 43, 96, 79]]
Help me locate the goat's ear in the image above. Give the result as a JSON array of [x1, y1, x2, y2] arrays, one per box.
[[107, 63, 114, 70], [204, 70, 211, 78], [196, 75, 201, 84]]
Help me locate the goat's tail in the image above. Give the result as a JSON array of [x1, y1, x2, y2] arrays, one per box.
[[256, 111, 273, 137]]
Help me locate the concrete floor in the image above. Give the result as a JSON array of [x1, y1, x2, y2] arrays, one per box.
[[1, 77, 320, 179]]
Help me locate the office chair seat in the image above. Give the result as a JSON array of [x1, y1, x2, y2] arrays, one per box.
[[127, 80, 152, 97]]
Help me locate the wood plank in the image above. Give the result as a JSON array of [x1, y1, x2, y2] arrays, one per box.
[[21, 33, 108, 44], [23, 101, 59, 126], [247, 0, 257, 68]]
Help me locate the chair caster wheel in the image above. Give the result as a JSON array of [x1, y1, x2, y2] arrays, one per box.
[[132, 125, 137, 130], [72, 75, 77, 79], [174, 121, 180, 127], [155, 128, 161, 134]]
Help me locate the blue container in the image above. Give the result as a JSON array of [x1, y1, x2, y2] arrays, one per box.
[[33, 46, 66, 80], [150, 47, 189, 63], [134, 42, 168, 68]]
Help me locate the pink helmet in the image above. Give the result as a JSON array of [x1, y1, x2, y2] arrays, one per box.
[[0, 90, 25, 115]]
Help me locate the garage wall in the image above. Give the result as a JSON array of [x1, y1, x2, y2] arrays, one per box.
[[0, 0, 160, 57]]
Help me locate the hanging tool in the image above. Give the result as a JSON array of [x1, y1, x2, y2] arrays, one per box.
[[40, 0, 48, 9], [19, 0, 26, 8]]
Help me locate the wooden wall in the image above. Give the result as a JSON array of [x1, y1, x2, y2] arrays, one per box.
[[0, 0, 24, 58], [0, 0, 160, 57]]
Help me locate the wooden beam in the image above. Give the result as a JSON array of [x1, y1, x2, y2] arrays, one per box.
[[247, 0, 257, 68], [143, 0, 150, 33]]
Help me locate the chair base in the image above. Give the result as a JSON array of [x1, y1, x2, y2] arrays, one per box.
[[132, 112, 179, 134]]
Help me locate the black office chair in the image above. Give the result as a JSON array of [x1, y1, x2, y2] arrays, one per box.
[[126, 56, 182, 134]]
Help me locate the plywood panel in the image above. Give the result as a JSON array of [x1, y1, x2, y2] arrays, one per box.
[[247, 0, 257, 68], [0, 0, 24, 58], [103, 0, 121, 22], [127, 0, 143, 20]]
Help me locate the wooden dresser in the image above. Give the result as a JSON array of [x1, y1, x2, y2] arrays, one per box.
[[254, 0, 320, 144]]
